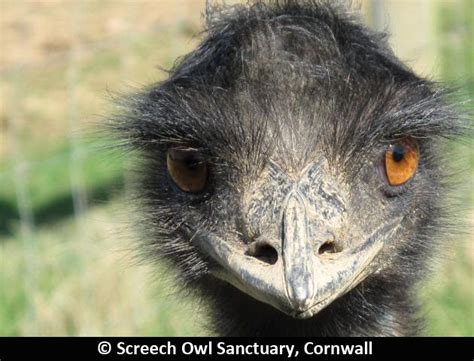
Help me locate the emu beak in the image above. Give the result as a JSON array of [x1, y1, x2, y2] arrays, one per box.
[[189, 194, 401, 319]]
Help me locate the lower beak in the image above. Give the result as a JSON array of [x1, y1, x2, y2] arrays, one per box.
[[189, 193, 401, 318]]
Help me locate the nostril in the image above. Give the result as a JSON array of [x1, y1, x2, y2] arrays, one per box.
[[318, 241, 342, 255], [246, 241, 278, 265]]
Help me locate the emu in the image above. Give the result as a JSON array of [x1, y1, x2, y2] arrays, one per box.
[[113, 1, 462, 336]]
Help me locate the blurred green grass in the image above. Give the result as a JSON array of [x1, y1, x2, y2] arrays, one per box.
[[0, 141, 125, 235], [420, 0, 473, 336], [0, 201, 205, 335], [0, 0, 472, 336]]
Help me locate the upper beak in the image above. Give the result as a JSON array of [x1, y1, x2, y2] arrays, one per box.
[[189, 191, 401, 319]]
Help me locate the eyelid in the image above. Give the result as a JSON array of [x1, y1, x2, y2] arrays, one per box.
[[167, 141, 208, 151], [168, 147, 204, 158]]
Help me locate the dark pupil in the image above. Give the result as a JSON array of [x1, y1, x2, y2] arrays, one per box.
[[170, 149, 202, 169], [392, 145, 405, 162], [183, 154, 201, 169]]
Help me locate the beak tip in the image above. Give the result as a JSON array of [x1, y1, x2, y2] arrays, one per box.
[[288, 286, 314, 313]]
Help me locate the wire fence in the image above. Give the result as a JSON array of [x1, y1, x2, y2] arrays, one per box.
[[1, 1, 203, 232], [0, 0, 472, 335], [1, 0, 464, 223], [3, 1, 470, 223]]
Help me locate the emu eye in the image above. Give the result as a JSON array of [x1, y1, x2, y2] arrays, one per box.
[[167, 146, 208, 193], [384, 138, 419, 186]]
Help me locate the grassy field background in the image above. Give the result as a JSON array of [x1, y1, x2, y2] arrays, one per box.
[[0, 0, 472, 336]]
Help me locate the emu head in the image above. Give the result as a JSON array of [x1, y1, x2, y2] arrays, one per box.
[[115, 1, 461, 320]]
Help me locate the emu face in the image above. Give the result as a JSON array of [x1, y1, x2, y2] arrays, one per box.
[[117, 2, 459, 322]]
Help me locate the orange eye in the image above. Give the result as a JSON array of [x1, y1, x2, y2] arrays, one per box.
[[167, 146, 208, 193], [384, 138, 419, 186]]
